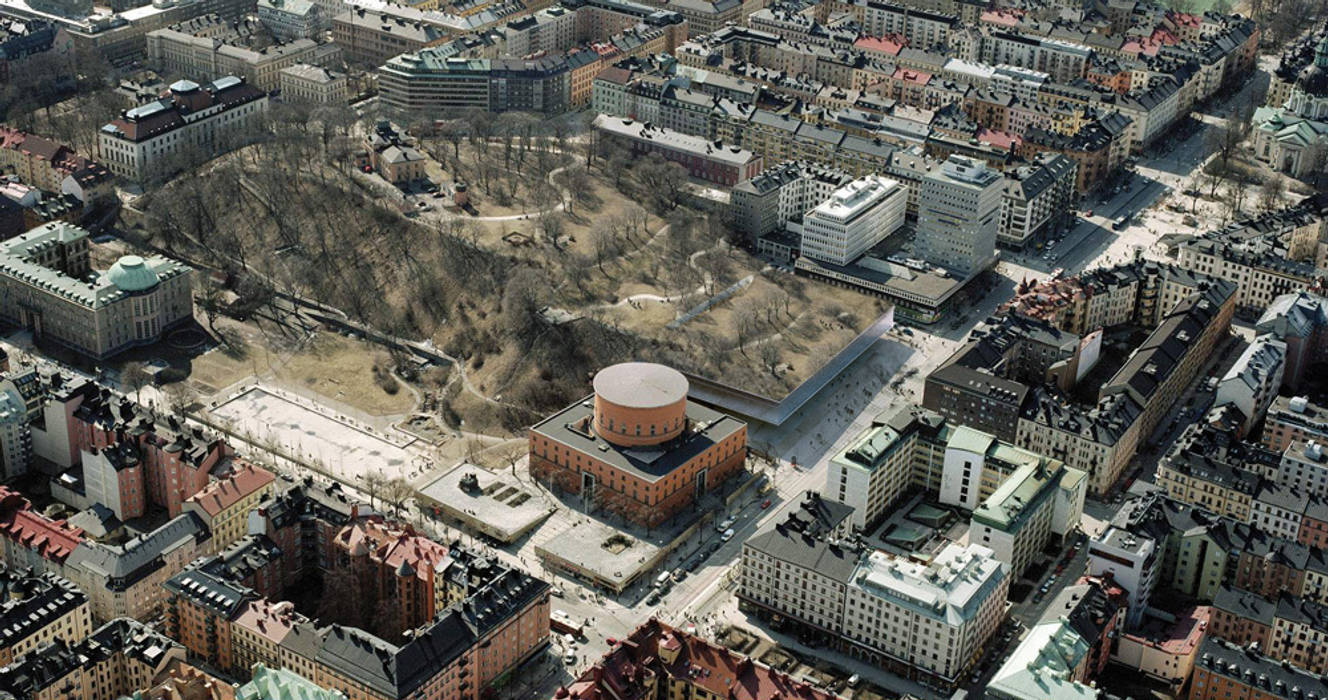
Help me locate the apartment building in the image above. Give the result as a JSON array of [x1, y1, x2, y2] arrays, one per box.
[[0, 486, 84, 575], [1155, 422, 1277, 522], [280, 63, 349, 103], [1210, 585, 1328, 676], [0, 223, 193, 361], [1177, 204, 1327, 316], [562, 0, 688, 51], [998, 152, 1076, 249], [1258, 288, 1328, 392], [730, 160, 854, 239], [592, 116, 763, 185], [979, 31, 1091, 83], [840, 0, 959, 51], [1017, 388, 1142, 498], [1278, 440, 1328, 498], [924, 313, 1085, 443], [1265, 395, 1328, 453], [48, 381, 230, 520], [1190, 637, 1328, 700], [740, 493, 856, 636], [661, 0, 740, 37], [163, 568, 251, 673], [1098, 280, 1236, 448], [1088, 525, 1159, 628], [825, 405, 947, 531], [742, 502, 1008, 690], [0, 127, 112, 204], [240, 665, 347, 700], [0, 618, 185, 699], [562, 620, 838, 700], [799, 175, 906, 266], [914, 154, 1001, 278], [331, 7, 451, 66], [168, 519, 551, 700], [183, 462, 277, 555], [1213, 333, 1286, 437], [0, 565, 92, 666], [99, 76, 269, 183], [146, 16, 329, 91], [842, 543, 1008, 686], [64, 512, 209, 622]]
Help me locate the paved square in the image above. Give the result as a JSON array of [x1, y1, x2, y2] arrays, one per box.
[[209, 386, 415, 482]]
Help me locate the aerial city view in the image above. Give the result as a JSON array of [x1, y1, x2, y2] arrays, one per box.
[[0, 0, 1325, 696]]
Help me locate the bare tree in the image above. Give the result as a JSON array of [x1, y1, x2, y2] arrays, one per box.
[[759, 341, 782, 376], [384, 477, 413, 517], [1260, 175, 1286, 211], [122, 362, 150, 404], [633, 155, 688, 211], [363, 470, 388, 510]]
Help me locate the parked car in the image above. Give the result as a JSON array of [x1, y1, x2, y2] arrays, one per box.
[[721, 528, 735, 542], [717, 517, 735, 532], [564, 652, 577, 665], [761, 499, 772, 509]]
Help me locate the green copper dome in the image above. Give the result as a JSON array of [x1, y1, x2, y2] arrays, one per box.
[[106, 255, 159, 292]]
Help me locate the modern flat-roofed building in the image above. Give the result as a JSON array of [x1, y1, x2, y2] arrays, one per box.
[[529, 362, 748, 528], [1264, 395, 1328, 453], [592, 115, 764, 185], [1088, 525, 1159, 628], [914, 154, 1002, 279], [0, 223, 193, 360], [799, 175, 907, 266], [257, 0, 320, 40], [379, 52, 570, 114], [99, 76, 268, 183]]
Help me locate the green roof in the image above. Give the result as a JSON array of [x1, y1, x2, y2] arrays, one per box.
[[105, 255, 159, 292], [835, 424, 907, 472], [972, 459, 1075, 531], [988, 619, 1094, 700]]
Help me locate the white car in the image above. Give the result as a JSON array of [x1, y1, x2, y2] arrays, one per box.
[[721, 528, 735, 542], [716, 517, 735, 532]]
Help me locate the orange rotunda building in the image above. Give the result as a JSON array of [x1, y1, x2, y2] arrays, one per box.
[[528, 363, 748, 527]]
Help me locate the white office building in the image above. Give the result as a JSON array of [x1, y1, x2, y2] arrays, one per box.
[[1278, 439, 1328, 498], [914, 155, 1002, 279], [843, 542, 1009, 684], [1087, 526, 1158, 628], [800, 175, 907, 266]]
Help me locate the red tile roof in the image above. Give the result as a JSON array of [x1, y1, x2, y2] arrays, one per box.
[[0, 486, 85, 563], [338, 519, 451, 582], [854, 34, 906, 56], [184, 462, 276, 517], [563, 620, 836, 700], [892, 67, 931, 85]]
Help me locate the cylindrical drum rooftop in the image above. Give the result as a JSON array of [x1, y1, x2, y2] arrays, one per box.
[[592, 362, 688, 447]]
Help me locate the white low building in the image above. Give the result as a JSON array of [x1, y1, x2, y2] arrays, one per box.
[[799, 175, 906, 266]]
